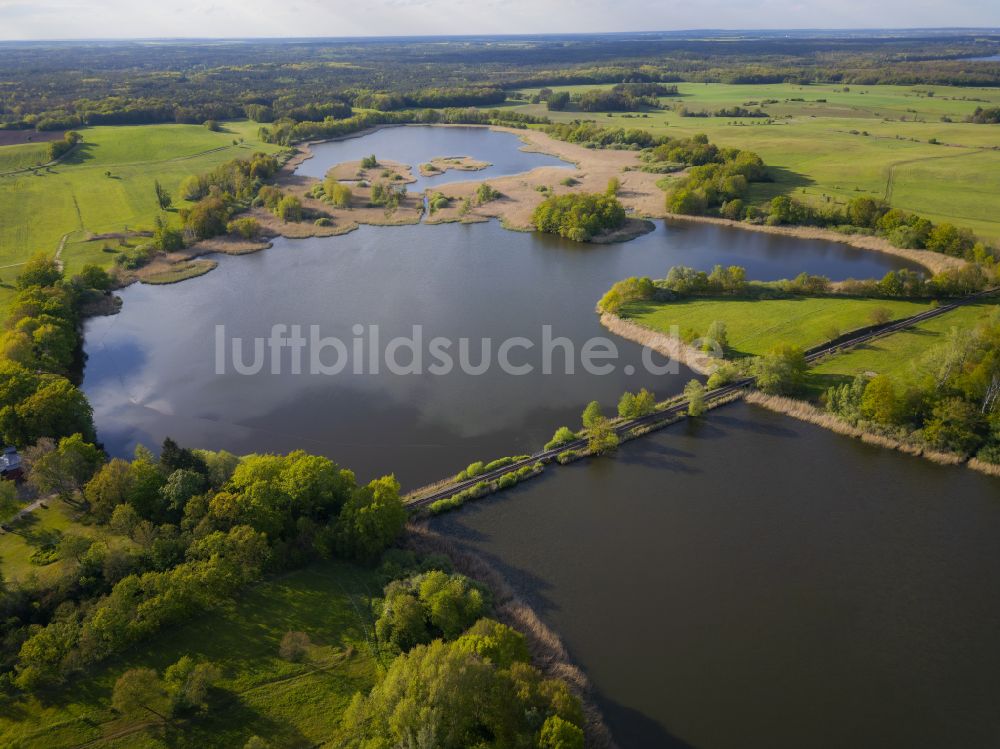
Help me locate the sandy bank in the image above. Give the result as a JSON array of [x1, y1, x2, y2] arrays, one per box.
[[599, 312, 719, 375], [419, 155, 490, 176], [969, 458, 1000, 478], [325, 158, 416, 185], [418, 126, 666, 232], [184, 234, 274, 257]]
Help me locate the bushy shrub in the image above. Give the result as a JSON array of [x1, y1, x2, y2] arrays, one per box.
[[532, 192, 626, 241], [545, 426, 577, 450]]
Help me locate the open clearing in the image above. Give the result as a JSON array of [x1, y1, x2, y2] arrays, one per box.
[[0, 501, 133, 588], [0, 559, 383, 749], [505, 82, 1000, 242], [620, 295, 933, 357]]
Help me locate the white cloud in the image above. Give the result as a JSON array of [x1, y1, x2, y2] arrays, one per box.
[[0, 0, 997, 39]]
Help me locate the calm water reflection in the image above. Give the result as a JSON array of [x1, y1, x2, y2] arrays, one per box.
[[81, 126, 999, 747], [294, 125, 573, 190], [83, 217, 921, 487], [432, 401, 1000, 749]]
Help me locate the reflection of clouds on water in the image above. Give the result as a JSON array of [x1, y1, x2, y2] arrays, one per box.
[[82, 127, 927, 485], [295, 125, 573, 190]]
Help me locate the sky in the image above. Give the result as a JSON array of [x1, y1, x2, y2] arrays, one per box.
[[0, 0, 998, 40]]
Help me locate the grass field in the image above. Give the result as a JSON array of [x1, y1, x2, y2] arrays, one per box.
[[0, 559, 384, 749], [0, 143, 50, 174], [621, 295, 932, 357], [507, 82, 1000, 242], [0, 120, 282, 274], [807, 297, 1000, 392], [0, 501, 132, 588]]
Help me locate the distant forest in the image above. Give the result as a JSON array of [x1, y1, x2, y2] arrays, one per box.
[[0, 32, 998, 130]]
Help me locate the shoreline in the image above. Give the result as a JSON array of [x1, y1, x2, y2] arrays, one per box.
[[406, 523, 619, 749], [660, 213, 962, 275], [744, 392, 1000, 476], [599, 311, 718, 375], [175, 123, 964, 279]]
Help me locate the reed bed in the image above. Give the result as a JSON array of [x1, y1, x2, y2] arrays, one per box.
[[745, 392, 972, 467], [969, 458, 1000, 478], [600, 312, 718, 375]]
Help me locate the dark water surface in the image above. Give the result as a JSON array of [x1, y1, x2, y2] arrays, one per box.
[[432, 401, 1000, 749], [83, 216, 919, 487]]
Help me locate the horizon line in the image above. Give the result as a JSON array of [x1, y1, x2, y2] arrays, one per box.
[[2, 26, 1000, 45]]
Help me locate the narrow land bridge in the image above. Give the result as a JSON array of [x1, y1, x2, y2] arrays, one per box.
[[406, 289, 997, 509]]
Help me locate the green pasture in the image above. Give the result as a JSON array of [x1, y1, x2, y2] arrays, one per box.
[[621, 295, 932, 358], [508, 82, 1000, 242], [0, 120, 282, 274], [807, 296, 1000, 391]]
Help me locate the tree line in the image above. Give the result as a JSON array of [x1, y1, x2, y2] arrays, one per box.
[[4, 34, 997, 131], [825, 314, 1000, 459], [3, 437, 409, 692]]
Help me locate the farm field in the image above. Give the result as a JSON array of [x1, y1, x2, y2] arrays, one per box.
[[0, 558, 383, 749], [620, 295, 933, 358], [0, 120, 283, 275], [507, 82, 1000, 242]]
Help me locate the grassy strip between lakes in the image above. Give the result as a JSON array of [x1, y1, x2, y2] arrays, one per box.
[[620, 295, 933, 358]]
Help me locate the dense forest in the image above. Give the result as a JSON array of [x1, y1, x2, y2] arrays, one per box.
[[1, 32, 998, 129]]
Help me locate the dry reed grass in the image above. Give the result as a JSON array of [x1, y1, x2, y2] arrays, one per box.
[[600, 312, 718, 375], [968, 457, 1000, 477], [745, 392, 971, 467]]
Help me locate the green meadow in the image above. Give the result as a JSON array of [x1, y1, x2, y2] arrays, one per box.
[[0, 558, 383, 749], [0, 143, 51, 174], [508, 82, 1000, 242], [0, 120, 282, 275], [808, 296, 1000, 388], [621, 295, 932, 358]]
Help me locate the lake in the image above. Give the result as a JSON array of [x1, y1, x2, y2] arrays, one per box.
[[84, 128, 924, 486], [295, 124, 573, 191], [83, 221, 920, 487], [431, 401, 1000, 749], [79, 123, 999, 749]]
